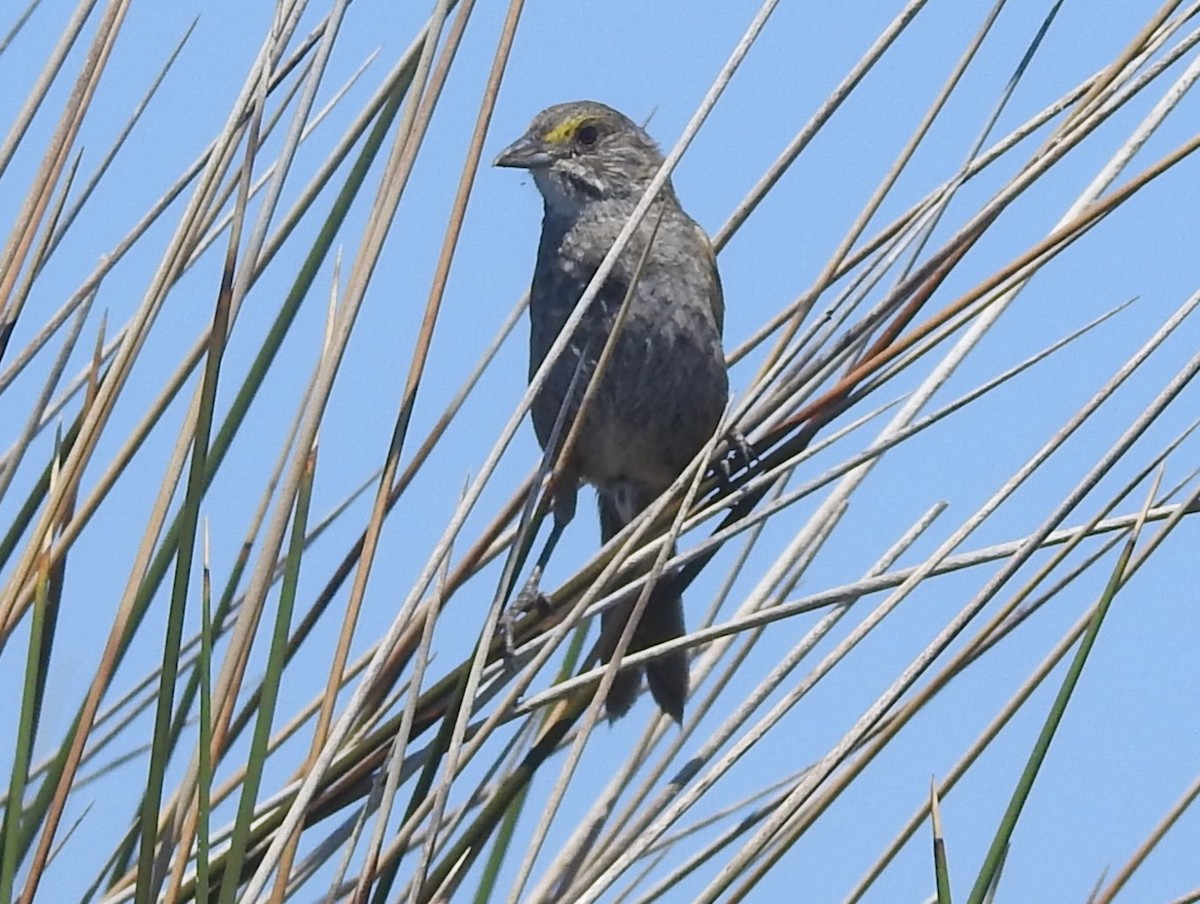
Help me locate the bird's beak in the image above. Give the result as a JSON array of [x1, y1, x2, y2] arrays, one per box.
[[494, 133, 553, 169]]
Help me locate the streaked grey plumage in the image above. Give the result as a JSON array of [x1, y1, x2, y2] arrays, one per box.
[[496, 101, 727, 721]]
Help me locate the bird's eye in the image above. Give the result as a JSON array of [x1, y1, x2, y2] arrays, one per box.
[[575, 123, 599, 147]]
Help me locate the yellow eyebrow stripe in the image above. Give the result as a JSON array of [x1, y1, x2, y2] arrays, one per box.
[[542, 115, 588, 144]]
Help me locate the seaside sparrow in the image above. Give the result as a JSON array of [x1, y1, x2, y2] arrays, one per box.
[[495, 100, 728, 722]]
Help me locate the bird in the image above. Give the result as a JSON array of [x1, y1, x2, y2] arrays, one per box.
[[495, 100, 728, 722]]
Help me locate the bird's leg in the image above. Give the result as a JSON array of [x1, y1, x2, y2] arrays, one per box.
[[717, 426, 756, 487], [517, 506, 570, 611], [501, 484, 577, 658]]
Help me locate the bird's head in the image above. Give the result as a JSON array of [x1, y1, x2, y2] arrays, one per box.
[[495, 100, 670, 214]]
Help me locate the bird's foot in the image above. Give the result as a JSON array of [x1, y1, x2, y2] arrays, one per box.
[[499, 572, 552, 663], [717, 427, 757, 487]]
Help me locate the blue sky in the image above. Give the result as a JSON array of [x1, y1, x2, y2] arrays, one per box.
[[2, 1, 1199, 901]]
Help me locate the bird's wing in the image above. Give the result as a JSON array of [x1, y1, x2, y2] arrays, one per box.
[[696, 224, 724, 335]]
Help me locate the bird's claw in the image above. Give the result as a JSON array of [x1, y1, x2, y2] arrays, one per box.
[[717, 427, 757, 487], [499, 572, 552, 663]]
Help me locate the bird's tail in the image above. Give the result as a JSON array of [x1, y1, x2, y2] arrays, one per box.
[[597, 489, 689, 722]]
